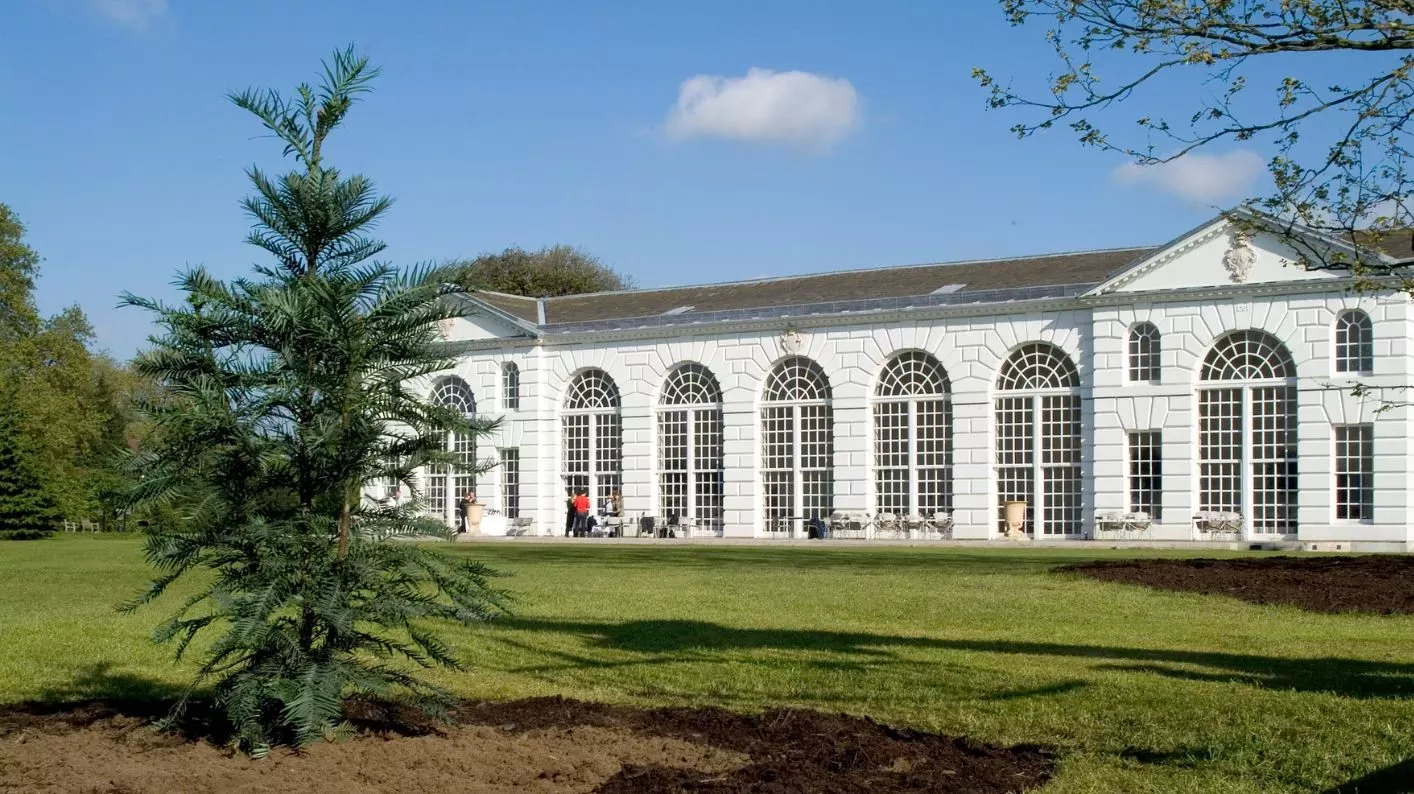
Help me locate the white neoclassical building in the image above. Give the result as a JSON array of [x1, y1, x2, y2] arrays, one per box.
[[411, 213, 1414, 551]]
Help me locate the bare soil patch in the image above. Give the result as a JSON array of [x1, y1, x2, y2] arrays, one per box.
[[0, 696, 1055, 793], [1061, 555, 1414, 614]]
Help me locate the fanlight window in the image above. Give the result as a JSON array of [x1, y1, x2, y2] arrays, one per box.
[[661, 362, 723, 406], [1198, 330, 1298, 535], [996, 343, 1080, 391], [562, 369, 622, 511], [874, 352, 952, 519], [565, 369, 621, 410], [658, 363, 724, 531], [763, 356, 832, 402], [761, 356, 833, 533], [1201, 330, 1295, 381], [993, 342, 1082, 537], [1128, 322, 1161, 382], [431, 377, 476, 414], [1335, 310, 1374, 374], [425, 377, 477, 524]]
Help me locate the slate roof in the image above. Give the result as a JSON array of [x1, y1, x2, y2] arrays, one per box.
[[474, 291, 540, 324], [1353, 230, 1414, 263], [465, 247, 1158, 331]]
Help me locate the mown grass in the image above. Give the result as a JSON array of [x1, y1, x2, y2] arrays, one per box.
[[1, 535, 1410, 793]]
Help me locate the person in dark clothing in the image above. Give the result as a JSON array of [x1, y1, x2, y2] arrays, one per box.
[[455, 494, 468, 533], [564, 489, 576, 537]]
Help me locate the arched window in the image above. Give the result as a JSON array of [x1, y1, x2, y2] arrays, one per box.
[[1128, 322, 1161, 382], [1198, 330, 1298, 536], [426, 377, 477, 524], [502, 362, 520, 410], [761, 357, 833, 533], [874, 352, 952, 519], [994, 343, 1082, 537], [1335, 310, 1374, 374], [562, 369, 622, 511], [658, 363, 724, 532]]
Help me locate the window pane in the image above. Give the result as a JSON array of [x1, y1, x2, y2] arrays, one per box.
[[1127, 431, 1162, 519], [1335, 424, 1374, 520], [500, 448, 520, 519]]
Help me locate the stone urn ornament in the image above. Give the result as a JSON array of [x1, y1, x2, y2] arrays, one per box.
[[1003, 500, 1030, 540], [465, 494, 483, 534]]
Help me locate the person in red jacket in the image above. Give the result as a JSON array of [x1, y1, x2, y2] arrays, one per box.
[[572, 489, 591, 537]]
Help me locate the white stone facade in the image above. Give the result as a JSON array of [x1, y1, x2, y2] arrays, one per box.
[[417, 217, 1414, 551]]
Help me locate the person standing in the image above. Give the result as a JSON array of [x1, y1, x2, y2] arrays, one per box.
[[455, 492, 469, 534], [564, 488, 577, 537], [573, 489, 591, 537]]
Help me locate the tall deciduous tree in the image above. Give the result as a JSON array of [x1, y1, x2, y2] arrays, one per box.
[[449, 244, 632, 297], [974, 1, 1414, 275], [0, 204, 124, 521], [0, 204, 42, 345], [121, 47, 506, 753]]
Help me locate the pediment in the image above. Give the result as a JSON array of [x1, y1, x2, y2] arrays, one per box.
[[438, 299, 539, 341], [1096, 218, 1342, 295]]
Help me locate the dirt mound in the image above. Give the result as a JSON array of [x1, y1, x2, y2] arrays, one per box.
[[1061, 555, 1414, 614], [0, 697, 1055, 793]]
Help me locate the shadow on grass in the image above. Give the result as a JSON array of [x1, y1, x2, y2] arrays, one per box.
[[3, 663, 437, 744], [1320, 757, 1414, 794], [0, 662, 231, 743], [494, 618, 1414, 700], [1120, 745, 1217, 768], [445, 544, 1187, 575]]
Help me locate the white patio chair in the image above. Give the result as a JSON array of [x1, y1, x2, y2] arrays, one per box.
[[874, 512, 903, 539], [926, 511, 954, 540]]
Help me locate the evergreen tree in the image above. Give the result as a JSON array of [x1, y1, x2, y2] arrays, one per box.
[[120, 48, 506, 753], [0, 394, 60, 539]]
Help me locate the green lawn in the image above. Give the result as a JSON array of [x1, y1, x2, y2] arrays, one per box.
[[1, 536, 1410, 793]]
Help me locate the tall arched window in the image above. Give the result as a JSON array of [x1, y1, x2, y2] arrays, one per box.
[[761, 356, 833, 532], [994, 343, 1082, 536], [562, 369, 622, 511], [502, 362, 520, 410], [658, 363, 724, 530], [1335, 310, 1374, 374], [1199, 330, 1298, 535], [874, 352, 952, 518], [426, 377, 477, 523], [1129, 322, 1161, 382]]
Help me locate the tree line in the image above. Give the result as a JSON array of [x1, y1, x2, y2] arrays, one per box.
[[0, 209, 629, 542], [0, 205, 155, 537]]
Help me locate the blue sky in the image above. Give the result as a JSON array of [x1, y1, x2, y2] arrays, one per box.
[[2, 1, 1311, 357]]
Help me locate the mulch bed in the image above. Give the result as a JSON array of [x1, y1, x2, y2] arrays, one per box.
[[1060, 555, 1414, 614], [0, 696, 1055, 793]]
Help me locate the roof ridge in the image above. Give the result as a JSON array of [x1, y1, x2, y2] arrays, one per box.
[[473, 289, 539, 301], [544, 246, 1160, 302]]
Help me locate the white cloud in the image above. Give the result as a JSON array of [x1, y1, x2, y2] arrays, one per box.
[[665, 68, 860, 151], [1113, 150, 1266, 203], [87, 0, 167, 30]]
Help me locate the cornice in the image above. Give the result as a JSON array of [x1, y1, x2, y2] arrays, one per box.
[[528, 278, 1387, 347]]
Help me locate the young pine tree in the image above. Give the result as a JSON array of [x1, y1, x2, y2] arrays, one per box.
[[0, 392, 61, 540], [120, 48, 506, 753]]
